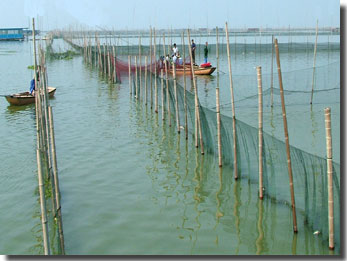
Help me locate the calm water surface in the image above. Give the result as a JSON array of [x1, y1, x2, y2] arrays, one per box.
[[0, 40, 339, 254]]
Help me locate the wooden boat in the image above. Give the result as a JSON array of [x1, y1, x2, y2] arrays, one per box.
[[169, 66, 216, 76], [5, 87, 56, 106]]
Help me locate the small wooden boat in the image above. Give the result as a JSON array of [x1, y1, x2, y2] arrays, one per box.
[[169, 66, 216, 76], [5, 87, 56, 106]]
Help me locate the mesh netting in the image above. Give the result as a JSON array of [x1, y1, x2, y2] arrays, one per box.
[[129, 61, 340, 251], [63, 36, 340, 250]]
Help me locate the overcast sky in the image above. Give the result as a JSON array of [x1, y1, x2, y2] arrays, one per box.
[[0, 0, 340, 30]]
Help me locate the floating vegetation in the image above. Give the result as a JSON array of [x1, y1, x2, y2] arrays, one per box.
[[27, 65, 35, 69], [47, 49, 80, 60]]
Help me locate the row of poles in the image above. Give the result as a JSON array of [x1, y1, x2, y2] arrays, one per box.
[[32, 18, 65, 255], [70, 21, 334, 250]]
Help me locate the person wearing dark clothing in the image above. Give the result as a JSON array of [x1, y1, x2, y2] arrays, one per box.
[[204, 42, 209, 63], [191, 39, 196, 65], [30, 68, 40, 95]]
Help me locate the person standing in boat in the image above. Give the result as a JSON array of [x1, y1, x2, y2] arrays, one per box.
[[30, 67, 40, 95], [191, 39, 196, 65], [204, 42, 209, 63]]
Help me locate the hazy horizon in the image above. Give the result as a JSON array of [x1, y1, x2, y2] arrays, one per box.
[[0, 0, 340, 31]]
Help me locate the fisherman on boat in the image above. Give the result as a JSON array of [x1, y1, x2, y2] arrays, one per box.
[[30, 67, 40, 95], [204, 42, 209, 63], [191, 39, 196, 65]]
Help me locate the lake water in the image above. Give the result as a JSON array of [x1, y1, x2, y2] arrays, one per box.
[[0, 36, 340, 255]]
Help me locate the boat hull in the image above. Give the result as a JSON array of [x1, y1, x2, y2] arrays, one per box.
[[169, 66, 216, 76], [5, 87, 56, 106]]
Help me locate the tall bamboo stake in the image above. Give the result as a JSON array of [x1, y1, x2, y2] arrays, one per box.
[[274, 38, 297, 232], [103, 44, 106, 75], [310, 20, 319, 104], [257, 66, 263, 200], [48, 106, 65, 254], [216, 87, 222, 167], [271, 35, 274, 107], [154, 28, 158, 113], [181, 31, 188, 140], [112, 45, 116, 83], [36, 149, 51, 255], [325, 107, 334, 250], [107, 47, 111, 81], [225, 22, 238, 180], [216, 26, 222, 167], [188, 29, 204, 154], [33, 18, 50, 255], [150, 27, 153, 109], [161, 69, 165, 121], [139, 36, 142, 98], [135, 56, 138, 99], [145, 56, 148, 105], [163, 34, 171, 126], [188, 31, 198, 148], [128, 56, 132, 94], [173, 63, 180, 133]]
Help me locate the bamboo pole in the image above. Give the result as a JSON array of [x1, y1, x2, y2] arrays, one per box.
[[112, 45, 116, 83], [135, 56, 138, 99], [188, 29, 204, 155], [274, 38, 298, 232], [103, 44, 106, 75], [271, 35, 274, 107], [139, 36, 142, 98], [32, 22, 50, 255], [257, 66, 263, 200], [161, 69, 165, 121], [145, 56, 148, 105], [107, 47, 111, 81], [173, 63, 180, 133], [225, 22, 238, 180], [188, 30, 198, 148], [163, 34, 171, 126], [154, 29, 158, 113], [128, 56, 132, 95], [310, 20, 319, 104], [36, 149, 51, 255], [216, 87, 222, 167], [325, 107, 334, 250], [216, 26, 222, 167], [48, 106, 65, 254], [150, 27, 153, 109], [181, 31, 188, 140]]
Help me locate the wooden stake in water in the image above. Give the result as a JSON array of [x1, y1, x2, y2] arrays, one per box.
[[112, 45, 116, 83], [274, 38, 298, 233], [36, 149, 51, 255], [135, 56, 138, 99], [163, 34, 171, 126], [161, 69, 165, 121], [225, 22, 238, 180], [181, 31, 188, 140], [216, 87, 222, 167], [257, 66, 263, 200], [48, 106, 65, 254], [325, 107, 334, 250], [139, 36, 142, 98], [128, 56, 132, 95], [154, 29, 158, 113], [188, 29, 204, 155], [145, 56, 148, 105], [33, 18, 50, 255], [150, 27, 153, 109], [271, 35, 274, 107], [310, 20, 319, 104], [173, 63, 180, 133]]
